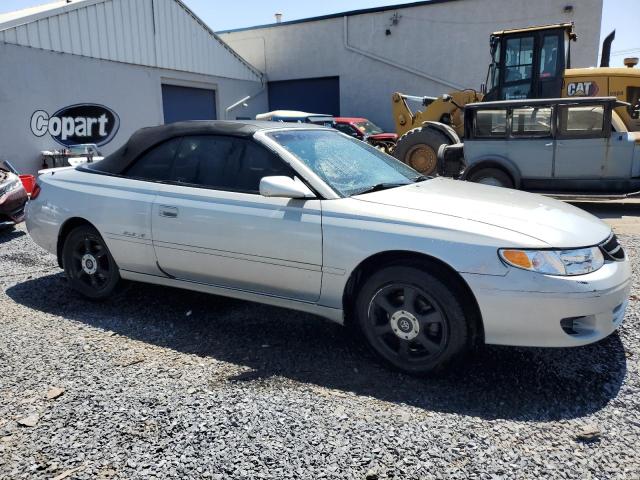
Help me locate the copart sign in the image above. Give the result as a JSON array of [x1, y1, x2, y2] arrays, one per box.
[[30, 104, 120, 147]]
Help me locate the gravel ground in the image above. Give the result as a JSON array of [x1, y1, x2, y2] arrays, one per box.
[[1, 223, 639, 479]]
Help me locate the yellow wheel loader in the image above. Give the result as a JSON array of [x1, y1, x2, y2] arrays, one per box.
[[392, 23, 640, 175]]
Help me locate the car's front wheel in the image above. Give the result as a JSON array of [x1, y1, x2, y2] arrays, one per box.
[[62, 225, 120, 300], [355, 264, 471, 375]]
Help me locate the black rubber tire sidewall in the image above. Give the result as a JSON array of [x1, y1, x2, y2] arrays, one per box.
[[62, 225, 121, 300], [468, 168, 514, 188], [393, 127, 450, 175], [354, 265, 470, 375]]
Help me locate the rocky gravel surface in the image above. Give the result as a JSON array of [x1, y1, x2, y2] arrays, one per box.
[[1, 223, 639, 479]]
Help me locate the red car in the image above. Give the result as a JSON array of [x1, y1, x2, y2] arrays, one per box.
[[0, 162, 28, 230], [333, 117, 397, 153]]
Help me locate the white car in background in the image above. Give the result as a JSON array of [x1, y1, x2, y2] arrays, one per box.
[[26, 121, 631, 374]]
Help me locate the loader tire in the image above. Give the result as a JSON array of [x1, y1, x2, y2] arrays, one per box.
[[393, 127, 451, 176]]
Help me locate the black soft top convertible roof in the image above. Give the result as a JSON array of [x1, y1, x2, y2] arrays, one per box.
[[83, 120, 322, 175]]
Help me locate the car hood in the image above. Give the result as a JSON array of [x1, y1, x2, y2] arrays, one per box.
[[353, 177, 611, 248]]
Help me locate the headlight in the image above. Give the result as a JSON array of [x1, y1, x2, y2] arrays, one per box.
[[0, 178, 20, 197], [499, 247, 604, 276]]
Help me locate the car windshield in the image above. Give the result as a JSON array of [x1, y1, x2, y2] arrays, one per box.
[[268, 129, 421, 197], [354, 120, 384, 135]]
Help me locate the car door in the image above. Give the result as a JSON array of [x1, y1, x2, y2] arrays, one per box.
[[553, 103, 609, 179], [151, 135, 323, 302], [98, 137, 181, 276], [507, 105, 554, 178]]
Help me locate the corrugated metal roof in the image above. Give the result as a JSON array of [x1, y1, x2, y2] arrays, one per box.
[[0, 0, 263, 82]]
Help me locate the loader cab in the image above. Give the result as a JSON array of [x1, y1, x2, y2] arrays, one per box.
[[484, 23, 576, 102]]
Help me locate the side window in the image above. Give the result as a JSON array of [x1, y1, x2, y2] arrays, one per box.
[[171, 136, 240, 189], [558, 105, 605, 138], [628, 87, 640, 121], [511, 107, 552, 137], [475, 109, 507, 138], [503, 36, 534, 100], [235, 141, 296, 193], [334, 124, 356, 136], [125, 138, 181, 181], [539, 35, 560, 78]]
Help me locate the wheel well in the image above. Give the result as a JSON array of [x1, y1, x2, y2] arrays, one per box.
[[56, 217, 95, 268], [464, 161, 519, 188], [342, 251, 484, 345]]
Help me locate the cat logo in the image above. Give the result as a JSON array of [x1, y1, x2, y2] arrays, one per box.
[[567, 81, 599, 97]]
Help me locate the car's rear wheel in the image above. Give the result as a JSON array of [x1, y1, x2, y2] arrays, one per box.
[[355, 265, 470, 375], [62, 225, 120, 300], [467, 168, 514, 188]]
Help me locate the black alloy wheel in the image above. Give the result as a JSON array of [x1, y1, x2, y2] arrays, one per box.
[[355, 265, 470, 374], [63, 225, 120, 300]]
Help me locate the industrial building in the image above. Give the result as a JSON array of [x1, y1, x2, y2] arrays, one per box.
[[0, 0, 608, 173], [0, 0, 268, 174], [219, 0, 606, 131]]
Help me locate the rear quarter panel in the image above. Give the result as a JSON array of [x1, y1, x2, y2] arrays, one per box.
[[26, 169, 159, 275]]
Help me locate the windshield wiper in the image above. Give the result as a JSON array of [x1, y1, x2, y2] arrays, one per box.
[[413, 175, 430, 182], [353, 183, 409, 196]]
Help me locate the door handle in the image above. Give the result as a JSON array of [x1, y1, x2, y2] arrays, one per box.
[[544, 142, 553, 147], [159, 206, 178, 218]]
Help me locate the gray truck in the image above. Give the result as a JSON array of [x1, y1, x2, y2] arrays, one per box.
[[439, 97, 640, 196]]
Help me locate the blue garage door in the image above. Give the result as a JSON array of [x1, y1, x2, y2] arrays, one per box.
[[162, 85, 217, 124], [268, 77, 340, 116]]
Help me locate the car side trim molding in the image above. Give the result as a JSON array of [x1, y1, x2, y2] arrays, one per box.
[[119, 270, 345, 324]]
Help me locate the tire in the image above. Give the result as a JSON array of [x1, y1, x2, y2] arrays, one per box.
[[393, 127, 451, 176], [62, 225, 121, 300], [354, 264, 471, 375], [467, 168, 514, 189]]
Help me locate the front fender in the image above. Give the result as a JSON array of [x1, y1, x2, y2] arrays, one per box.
[[423, 121, 461, 145]]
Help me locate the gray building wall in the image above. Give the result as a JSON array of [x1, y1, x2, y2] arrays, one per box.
[[0, 42, 267, 174], [221, 0, 604, 131]]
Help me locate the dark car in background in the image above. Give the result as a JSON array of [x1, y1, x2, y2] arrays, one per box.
[[0, 162, 28, 230], [334, 117, 397, 153]]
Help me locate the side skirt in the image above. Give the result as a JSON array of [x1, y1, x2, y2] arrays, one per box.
[[119, 270, 345, 324]]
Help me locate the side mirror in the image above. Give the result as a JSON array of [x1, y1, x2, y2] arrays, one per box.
[[260, 176, 315, 199]]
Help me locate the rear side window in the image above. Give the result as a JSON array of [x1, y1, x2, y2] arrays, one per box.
[[171, 136, 241, 189], [475, 109, 507, 138], [125, 138, 181, 181], [558, 105, 605, 137], [511, 107, 552, 137]]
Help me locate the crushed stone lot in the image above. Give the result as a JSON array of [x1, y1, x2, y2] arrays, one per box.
[[1, 223, 639, 479]]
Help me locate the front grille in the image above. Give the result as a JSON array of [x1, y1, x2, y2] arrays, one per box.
[[599, 233, 625, 261]]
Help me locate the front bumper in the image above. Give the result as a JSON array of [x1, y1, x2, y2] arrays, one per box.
[[462, 258, 632, 347], [0, 185, 28, 227]]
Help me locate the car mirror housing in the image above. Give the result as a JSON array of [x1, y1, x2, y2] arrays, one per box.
[[259, 176, 315, 199]]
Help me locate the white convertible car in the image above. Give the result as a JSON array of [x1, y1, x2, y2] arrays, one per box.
[[26, 121, 631, 374]]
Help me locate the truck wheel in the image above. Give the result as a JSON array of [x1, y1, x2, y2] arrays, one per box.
[[467, 168, 514, 188], [354, 264, 470, 375], [393, 127, 450, 176]]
